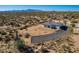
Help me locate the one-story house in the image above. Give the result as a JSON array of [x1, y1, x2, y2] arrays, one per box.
[[17, 22, 68, 45], [43, 22, 68, 31]]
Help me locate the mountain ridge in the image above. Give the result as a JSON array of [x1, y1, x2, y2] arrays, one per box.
[[0, 9, 43, 12]]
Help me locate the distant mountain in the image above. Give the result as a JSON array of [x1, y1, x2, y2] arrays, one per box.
[[25, 9, 43, 12], [1, 9, 43, 12]]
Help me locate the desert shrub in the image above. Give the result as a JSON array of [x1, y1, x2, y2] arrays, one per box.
[[25, 33, 30, 38], [17, 39, 25, 48]]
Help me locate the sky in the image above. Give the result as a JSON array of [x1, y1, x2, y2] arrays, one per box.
[[0, 5, 79, 11]]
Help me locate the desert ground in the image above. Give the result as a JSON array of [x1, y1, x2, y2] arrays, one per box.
[[0, 11, 79, 53]]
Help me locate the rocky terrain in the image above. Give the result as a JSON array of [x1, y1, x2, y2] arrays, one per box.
[[0, 11, 79, 53]]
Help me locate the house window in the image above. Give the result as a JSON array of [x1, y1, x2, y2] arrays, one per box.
[[60, 26, 68, 31], [51, 26, 56, 29], [48, 25, 50, 28]]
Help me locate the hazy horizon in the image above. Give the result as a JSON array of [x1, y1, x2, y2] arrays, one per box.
[[0, 5, 79, 11]]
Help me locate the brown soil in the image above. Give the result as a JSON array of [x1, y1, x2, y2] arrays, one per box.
[[72, 35, 79, 49], [27, 24, 57, 36]]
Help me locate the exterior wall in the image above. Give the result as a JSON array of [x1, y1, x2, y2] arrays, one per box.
[[31, 30, 69, 43], [44, 24, 60, 30]]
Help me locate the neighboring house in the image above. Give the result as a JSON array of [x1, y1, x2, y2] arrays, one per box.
[[74, 23, 79, 34]]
